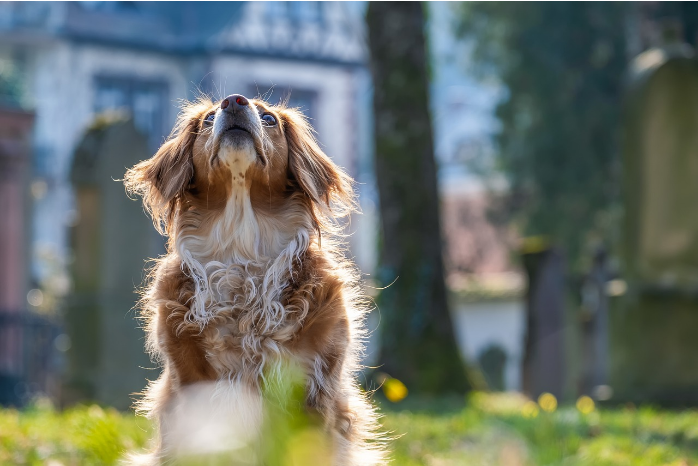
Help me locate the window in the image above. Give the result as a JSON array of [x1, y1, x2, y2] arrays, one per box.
[[81, 2, 139, 13], [291, 2, 322, 23], [266, 2, 323, 23], [265, 2, 288, 20], [93, 76, 168, 150]]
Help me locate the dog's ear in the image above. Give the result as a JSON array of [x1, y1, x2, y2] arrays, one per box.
[[124, 114, 198, 234], [283, 110, 356, 221]]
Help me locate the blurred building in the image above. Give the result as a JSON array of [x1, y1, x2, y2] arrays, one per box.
[[0, 1, 524, 400], [0, 1, 372, 280], [0, 1, 374, 405]]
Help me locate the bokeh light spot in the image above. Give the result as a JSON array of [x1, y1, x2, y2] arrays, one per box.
[[576, 395, 595, 415], [27, 289, 44, 307], [521, 401, 539, 418], [538, 392, 557, 413]]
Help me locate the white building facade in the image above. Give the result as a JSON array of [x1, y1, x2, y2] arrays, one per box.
[[0, 1, 377, 293]]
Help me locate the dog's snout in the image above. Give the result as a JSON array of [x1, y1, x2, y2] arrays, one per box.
[[221, 94, 249, 111]]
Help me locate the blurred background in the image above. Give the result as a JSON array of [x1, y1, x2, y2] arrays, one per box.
[[3, 1, 698, 462]]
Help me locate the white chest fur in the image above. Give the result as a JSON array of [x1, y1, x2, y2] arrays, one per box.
[[175, 174, 313, 381]]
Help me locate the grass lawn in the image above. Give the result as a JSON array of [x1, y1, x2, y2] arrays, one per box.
[[2, 392, 698, 465]]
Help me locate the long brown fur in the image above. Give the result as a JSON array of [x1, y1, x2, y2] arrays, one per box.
[[123, 95, 386, 465]]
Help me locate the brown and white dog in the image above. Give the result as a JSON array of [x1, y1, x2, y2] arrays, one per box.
[[124, 94, 385, 465]]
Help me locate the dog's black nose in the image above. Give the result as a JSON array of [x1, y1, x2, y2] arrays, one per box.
[[221, 94, 249, 110]]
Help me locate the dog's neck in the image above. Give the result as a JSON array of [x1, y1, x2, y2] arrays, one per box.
[[174, 174, 313, 326], [176, 180, 310, 263]]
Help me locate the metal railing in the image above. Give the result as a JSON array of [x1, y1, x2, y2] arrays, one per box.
[[0, 311, 62, 407]]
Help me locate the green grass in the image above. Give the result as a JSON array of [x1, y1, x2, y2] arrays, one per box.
[[2, 392, 698, 465], [0, 400, 150, 465]]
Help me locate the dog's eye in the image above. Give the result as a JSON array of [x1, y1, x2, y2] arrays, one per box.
[[261, 113, 277, 126], [204, 112, 215, 124]]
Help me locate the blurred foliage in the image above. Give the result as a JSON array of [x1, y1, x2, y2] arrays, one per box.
[[4, 393, 698, 465], [644, 2, 698, 48], [259, 362, 332, 466], [454, 3, 629, 270]]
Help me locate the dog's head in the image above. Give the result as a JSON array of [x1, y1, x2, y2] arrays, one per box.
[[125, 94, 355, 237]]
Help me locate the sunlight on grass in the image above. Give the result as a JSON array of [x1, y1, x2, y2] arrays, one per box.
[[0, 399, 150, 465], [2, 393, 698, 465], [383, 392, 698, 466]]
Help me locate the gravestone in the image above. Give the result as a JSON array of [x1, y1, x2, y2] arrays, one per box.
[[478, 345, 507, 392], [521, 247, 566, 400], [617, 41, 698, 404], [66, 113, 161, 409]]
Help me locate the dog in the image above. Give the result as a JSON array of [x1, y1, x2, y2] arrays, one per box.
[[124, 93, 386, 465]]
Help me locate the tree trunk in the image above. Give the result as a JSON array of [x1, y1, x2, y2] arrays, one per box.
[[367, 2, 473, 394]]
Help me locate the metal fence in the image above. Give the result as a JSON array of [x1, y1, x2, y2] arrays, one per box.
[[0, 311, 62, 406]]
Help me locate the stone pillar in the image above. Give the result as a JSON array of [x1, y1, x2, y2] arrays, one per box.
[[0, 107, 33, 311], [0, 106, 34, 405]]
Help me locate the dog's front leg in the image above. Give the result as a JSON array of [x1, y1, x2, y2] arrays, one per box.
[[292, 288, 360, 465], [141, 260, 219, 461]]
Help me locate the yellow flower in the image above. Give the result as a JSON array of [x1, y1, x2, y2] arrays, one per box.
[[382, 377, 408, 403], [576, 396, 595, 415], [538, 393, 557, 413], [521, 401, 540, 418]]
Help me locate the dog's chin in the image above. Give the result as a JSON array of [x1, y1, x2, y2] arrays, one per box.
[[217, 137, 258, 173], [221, 128, 255, 150], [217, 131, 266, 169]]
